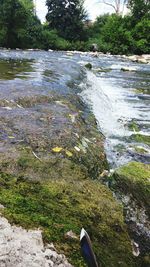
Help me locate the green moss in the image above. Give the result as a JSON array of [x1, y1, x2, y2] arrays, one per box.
[[112, 162, 150, 216], [128, 120, 140, 132], [134, 146, 149, 154], [16, 95, 54, 108], [0, 171, 137, 267], [131, 134, 150, 146], [96, 68, 112, 73], [134, 88, 150, 95]]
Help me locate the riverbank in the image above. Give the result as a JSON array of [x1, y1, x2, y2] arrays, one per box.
[[0, 47, 150, 64]]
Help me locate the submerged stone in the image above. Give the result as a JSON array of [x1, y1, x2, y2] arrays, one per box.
[[85, 63, 92, 70]]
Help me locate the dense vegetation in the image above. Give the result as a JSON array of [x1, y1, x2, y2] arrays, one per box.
[[0, 0, 149, 54]]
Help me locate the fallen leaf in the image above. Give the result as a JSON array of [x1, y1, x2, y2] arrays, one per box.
[[65, 150, 73, 157], [52, 147, 63, 153]]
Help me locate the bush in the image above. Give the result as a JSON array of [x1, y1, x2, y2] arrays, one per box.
[[132, 17, 150, 54], [0, 28, 7, 47], [41, 29, 71, 51]]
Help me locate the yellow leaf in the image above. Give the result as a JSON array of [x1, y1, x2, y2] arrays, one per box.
[[65, 150, 73, 157], [52, 147, 63, 153], [8, 136, 15, 139]]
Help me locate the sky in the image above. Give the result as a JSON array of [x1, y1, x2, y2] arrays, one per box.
[[36, 0, 128, 23]]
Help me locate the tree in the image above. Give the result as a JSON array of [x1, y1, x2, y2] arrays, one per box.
[[0, 0, 43, 49], [98, 0, 128, 15], [128, 0, 150, 21], [0, 0, 29, 48], [20, 0, 34, 13], [87, 14, 109, 38], [100, 14, 134, 54], [46, 0, 87, 41], [132, 16, 150, 54]]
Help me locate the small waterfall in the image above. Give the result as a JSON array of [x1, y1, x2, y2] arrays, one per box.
[[80, 71, 130, 138], [80, 70, 149, 167]]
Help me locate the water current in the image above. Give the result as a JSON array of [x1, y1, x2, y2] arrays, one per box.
[[0, 49, 150, 168]]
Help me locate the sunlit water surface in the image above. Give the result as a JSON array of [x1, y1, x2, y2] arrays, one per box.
[[0, 50, 150, 167]]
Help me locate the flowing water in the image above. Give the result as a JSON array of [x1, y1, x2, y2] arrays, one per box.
[[0, 49, 150, 168], [0, 49, 150, 256]]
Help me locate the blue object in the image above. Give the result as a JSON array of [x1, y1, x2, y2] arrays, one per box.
[[80, 228, 99, 267]]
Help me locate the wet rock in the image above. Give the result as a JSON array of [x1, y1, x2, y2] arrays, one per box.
[[110, 162, 150, 258], [112, 162, 150, 215], [66, 52, 73, 57], [130, 134, 150, 146], [95, 68, 112, 73], [85, 63, 92, 70], [124, 54, 150, 64], [127, 146, 150, 164], [121, 66, 137, 72]]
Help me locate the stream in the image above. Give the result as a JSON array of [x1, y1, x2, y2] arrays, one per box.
[[1, 49, 149, 167], [0, 49, 150, 257]]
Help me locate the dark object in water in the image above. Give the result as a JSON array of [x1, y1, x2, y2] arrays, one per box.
[[85, 63, 92, 70], [80, 228, 99, 267]]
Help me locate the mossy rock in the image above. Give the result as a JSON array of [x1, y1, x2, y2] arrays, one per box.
[[112, 162, 150, 216], [96, 68, 112, 73], [0, 171, 138, 267], [134, 146, 149, 155], [131, 134, 150, 146], [128, 120, 140, 132], [85, 63, 92, 70]]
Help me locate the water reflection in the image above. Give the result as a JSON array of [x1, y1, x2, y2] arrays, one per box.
[[0, 59, 34, 80]]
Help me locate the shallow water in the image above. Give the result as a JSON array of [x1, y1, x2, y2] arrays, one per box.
[[0, 49, 149, 167]]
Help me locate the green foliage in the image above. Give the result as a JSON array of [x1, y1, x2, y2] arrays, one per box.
[[89, 14, 110, 38], [46, 0, 87, 41], [20, 0, 34, 12], [41, 29, 71, 50], [0, 28, 7, 47], [87, 14, 134, 54], [128, 0, 150, 22], [0, 0, 28, 48], [0, 0, 149, 54], [132, 17, 150, 54], [0, 0, 43, 49]]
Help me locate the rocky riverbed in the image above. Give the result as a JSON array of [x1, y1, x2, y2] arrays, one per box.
[[0, 50, 149, 267], [0, 214, 73, 267]]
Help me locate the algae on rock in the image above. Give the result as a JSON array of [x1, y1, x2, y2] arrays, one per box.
[[112, 162, 150, 215], [0, 72, 139, 267], [0, 171, 138, 267]]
